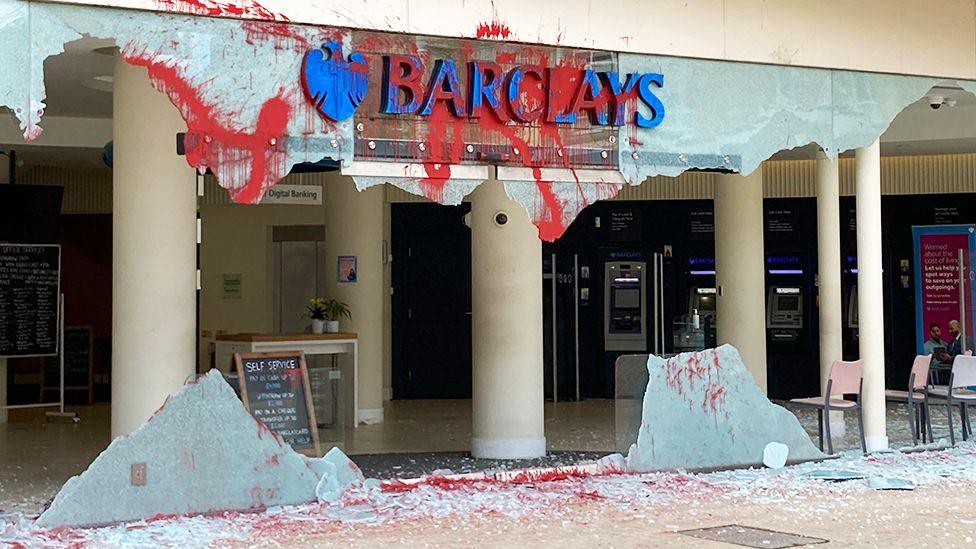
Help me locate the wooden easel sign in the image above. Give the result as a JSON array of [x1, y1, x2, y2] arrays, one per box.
[[233, 351, 321, 457]]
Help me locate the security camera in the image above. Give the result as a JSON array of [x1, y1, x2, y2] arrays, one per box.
[[493, 211, 509, 227], [928, 95, 945, 109]]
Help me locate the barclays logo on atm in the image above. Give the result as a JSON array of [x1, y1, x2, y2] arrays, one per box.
[[302, 41, 369, 122], [609, 251, 643, 260]]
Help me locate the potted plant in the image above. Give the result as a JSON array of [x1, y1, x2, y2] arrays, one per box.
[[322, 298, 351, 333], [306, 298, 328, 334]]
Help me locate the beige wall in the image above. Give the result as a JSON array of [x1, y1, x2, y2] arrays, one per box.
[[197, 201, 325, 371], [57, 0, 976, 79]]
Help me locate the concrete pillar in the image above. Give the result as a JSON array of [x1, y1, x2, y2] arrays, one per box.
[[323, 175, 384, 424], [855, 139, 888, 452], [112, 57, 197, 437], [714, 167, 767, 392], [470, 180, 545, 458], [816, 151, 845, 435]]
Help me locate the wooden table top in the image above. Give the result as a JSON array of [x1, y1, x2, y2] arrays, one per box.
[[215, 332, 358, 342]]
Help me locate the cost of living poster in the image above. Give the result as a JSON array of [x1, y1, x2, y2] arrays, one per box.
[[913, 225, 976, 354]]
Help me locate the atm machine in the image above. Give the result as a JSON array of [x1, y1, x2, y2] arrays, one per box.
[[604, 261, 647, 352], [673, 288, 717, 352], [673, 255, 717, 353], [766, 286, 804, 342], [764, 253, 817, 399]]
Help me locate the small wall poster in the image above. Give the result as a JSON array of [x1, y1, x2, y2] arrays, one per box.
[[337, 256, 357, 284], [222, 273, 242, 299]]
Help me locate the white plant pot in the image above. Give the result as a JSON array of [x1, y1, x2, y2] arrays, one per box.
[[325, 320, 340, 333], [312, 319, 325, 334]]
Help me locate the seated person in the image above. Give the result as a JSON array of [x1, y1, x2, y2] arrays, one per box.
[[923, 323, 950, 383], [946, 319, 969, 361]]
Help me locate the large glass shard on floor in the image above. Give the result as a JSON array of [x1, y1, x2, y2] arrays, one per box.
[[619, 345, 825, 472], [36, 370, 359, 529]]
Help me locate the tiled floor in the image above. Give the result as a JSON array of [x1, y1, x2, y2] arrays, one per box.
[[0, 396, 965, 513]]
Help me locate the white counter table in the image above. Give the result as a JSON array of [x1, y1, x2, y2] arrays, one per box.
[[214, 333, 361, 426]]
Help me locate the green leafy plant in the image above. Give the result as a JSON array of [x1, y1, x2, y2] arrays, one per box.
[[322, 298, 351, 322], [306, 298, 328, 321]]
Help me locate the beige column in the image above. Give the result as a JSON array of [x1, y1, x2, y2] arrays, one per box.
[[470, 180, 545, 458], [816, 151, 846, 435], [324, 174, 384, 424], [714, 167, 767, 391], [855, 139, 888, 452], [112, 57, 197, 437]]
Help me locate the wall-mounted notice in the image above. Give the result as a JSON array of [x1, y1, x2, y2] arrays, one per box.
[[608, 209, 642, 242], [259, 184, 323, 206], [0, 244, 60, 357], [912, 225, 976, 356], [766, 207, 798, 235], [687, 207, 714, 240], [234, 351, 321, 456], [337, 256, 357, 284], [932, 206, 961, 225], [222, 273, 242, 299]]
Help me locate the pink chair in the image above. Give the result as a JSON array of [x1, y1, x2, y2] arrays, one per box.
[[884, 355, 932, 445], [927, 355, 976, 445], [788, 360, 865, 454]]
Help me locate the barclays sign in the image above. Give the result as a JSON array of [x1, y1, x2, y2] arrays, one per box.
[[301, 41, 665, 129]]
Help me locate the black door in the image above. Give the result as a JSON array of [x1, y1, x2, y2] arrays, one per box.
[[392, 203, 472, 399], [543, 252, 580, 401]]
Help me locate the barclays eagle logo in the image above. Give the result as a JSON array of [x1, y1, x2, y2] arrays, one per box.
[[302, 41, 368, 122]]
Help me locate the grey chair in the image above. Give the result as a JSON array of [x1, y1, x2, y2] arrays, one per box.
[[926, 355, 976, 445], [884, 354, 932, 446], [788, 360, 866, 454]]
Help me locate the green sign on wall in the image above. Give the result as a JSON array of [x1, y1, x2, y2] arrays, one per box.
[[222, 273, 242, 299]]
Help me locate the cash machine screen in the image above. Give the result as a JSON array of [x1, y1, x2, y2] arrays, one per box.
[[690, 292, 716, 315], [767, 287, 803, 335], [776, 296, 799, 311], [613, 288, 641, 309], [604, 261, 647, 351]]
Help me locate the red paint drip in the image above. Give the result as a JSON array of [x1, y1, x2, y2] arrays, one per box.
[[155, 0, 287, 21], [122, 49, 292, 204], [475, 20, 512, 40], [663, 349, 727, 417]]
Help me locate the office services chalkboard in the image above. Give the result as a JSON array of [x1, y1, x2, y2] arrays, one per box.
[[0, 244, 60, 357], [234, 351, 320, 456], [44, 327, 94, 403]]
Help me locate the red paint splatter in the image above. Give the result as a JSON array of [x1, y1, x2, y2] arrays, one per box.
[[254, 452, 281, 471], [241, 21, 314, 52], [155, 0, 287, 21], [475, 20, 512, 40], [122, 47, 292, 204], [663, 349, 728, 418], [379, 464, 620, 493]]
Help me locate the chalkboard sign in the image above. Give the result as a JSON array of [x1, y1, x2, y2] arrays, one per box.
[[234, 351, 320, 456], [0, 244, 60, 357], [44, 327, 94, 404]]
